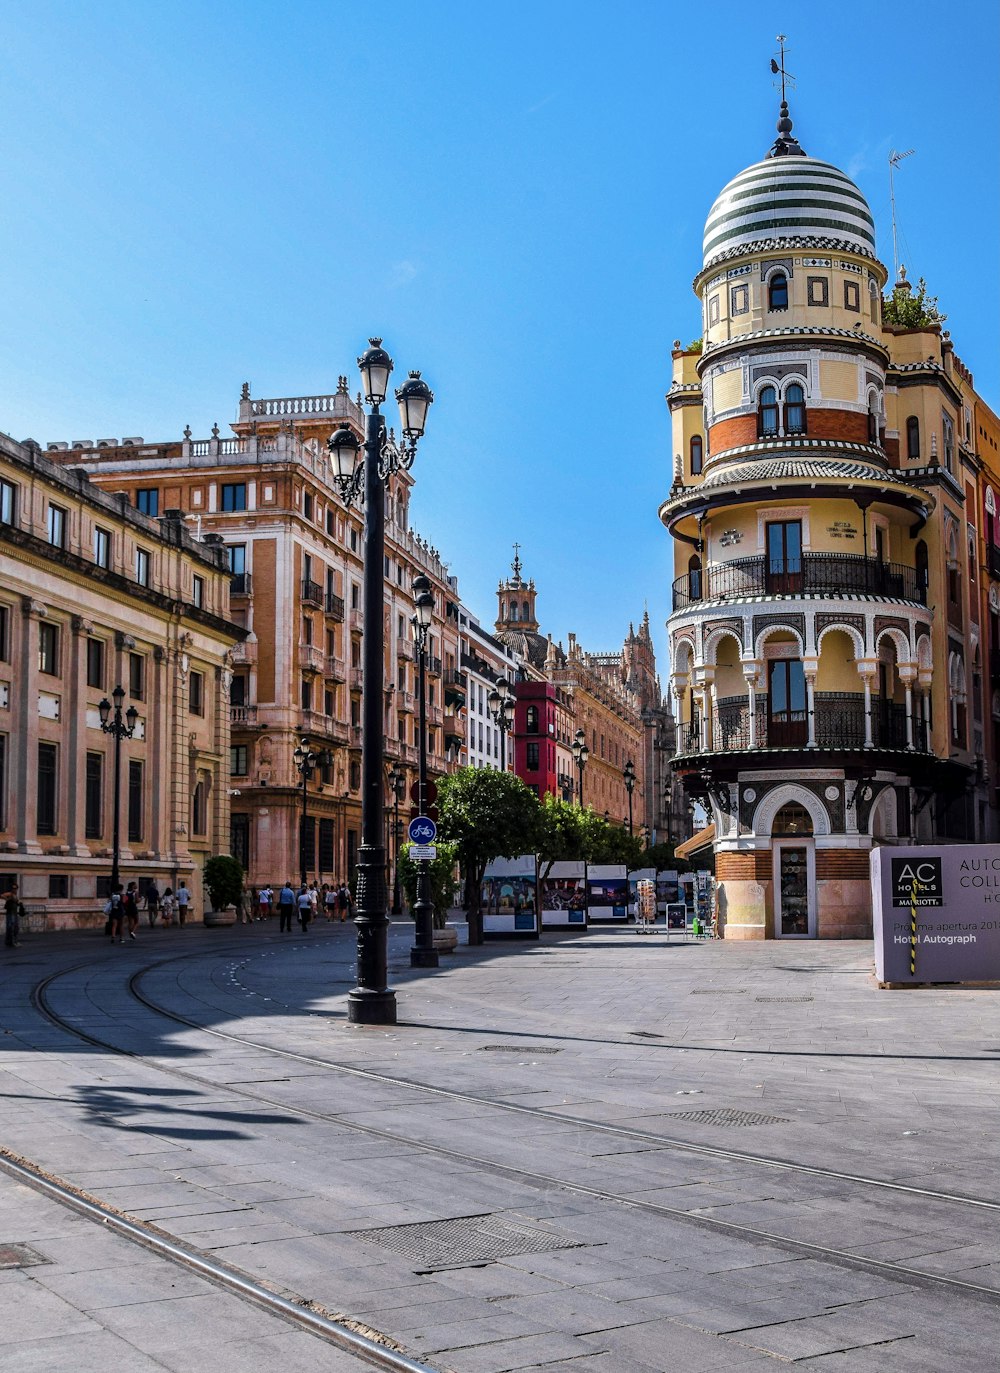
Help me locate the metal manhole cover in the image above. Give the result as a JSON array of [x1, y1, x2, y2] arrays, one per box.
[[480, 1044, 561, 1054], [756, 995, 813, 1003], [0, 1243, 48, 1269], [666, 1108, 790, 1127], [348, 1214, 584, 1270]]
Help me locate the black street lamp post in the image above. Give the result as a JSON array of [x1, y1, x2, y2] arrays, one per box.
[[571, 728, 589, 807], [486, 677, 516, 770], [98, 685, 138, 895], [623, 759, 636, 836], [387, 764, 406, 915], [292, 738, 325, 888], [328, 339, 433, 1024], [409, 574, 439, 968]]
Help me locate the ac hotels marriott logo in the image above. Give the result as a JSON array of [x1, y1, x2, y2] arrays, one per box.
[[890, 857, 943, 907]]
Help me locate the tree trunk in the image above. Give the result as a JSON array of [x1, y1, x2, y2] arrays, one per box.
[[467, 861, 485, 945]]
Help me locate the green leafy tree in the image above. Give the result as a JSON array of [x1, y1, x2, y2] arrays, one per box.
[[535, 796, 587, 883], [642, 839, 689, 873], [397, 840, 460, 929], [203, 854, 244, 911], [576, 809, 645, 870], [882, 276, 946, 329], [437, 768, 540, 945]]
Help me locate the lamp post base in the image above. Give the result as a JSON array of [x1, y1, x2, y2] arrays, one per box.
[[410, 945, 439, 968], [346, 989, 397, 1024]]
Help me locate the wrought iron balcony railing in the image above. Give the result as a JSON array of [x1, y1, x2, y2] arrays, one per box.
[[672, 553, 925, 611], [678, 693, 925, 756]]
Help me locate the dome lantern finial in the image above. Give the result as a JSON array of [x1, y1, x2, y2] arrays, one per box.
[[767, 99, 807, 158]]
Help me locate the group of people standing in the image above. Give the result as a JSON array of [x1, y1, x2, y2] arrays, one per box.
[[247, 882, 352, 931]]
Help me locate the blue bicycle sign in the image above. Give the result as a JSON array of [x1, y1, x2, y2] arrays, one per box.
[[408, 815, 438, 844]]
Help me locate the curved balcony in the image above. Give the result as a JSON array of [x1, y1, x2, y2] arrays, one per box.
[[678, 692, 929, 758], [672, 554, 926, 613]]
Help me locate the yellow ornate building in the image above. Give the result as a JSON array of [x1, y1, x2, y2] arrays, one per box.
[[662, 99, 993, 938]]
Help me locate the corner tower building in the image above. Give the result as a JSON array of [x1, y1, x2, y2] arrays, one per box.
[[661, 102, 938, 939]]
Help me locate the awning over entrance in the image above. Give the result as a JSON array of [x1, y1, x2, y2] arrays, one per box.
[[675, 823, 716, 860]]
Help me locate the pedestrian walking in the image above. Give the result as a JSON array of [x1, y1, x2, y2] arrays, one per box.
[[238, 884, 253, 924], [258, 885, 272, 921], [146, 880, 160, 927], [297, 884, 312, 932], [160, 887, 175, 926], [308, 881, 319, 922], [277, 882, 296, 933], [124, 882, 140, 941], [176, 881, 190, 926], [4, 879, 22, 948], [108, 885, 124, 943], [323, 883, 337, 921], [337, 882, 351, 922]]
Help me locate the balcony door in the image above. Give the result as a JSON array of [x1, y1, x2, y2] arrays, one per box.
[[768, 658, 807, 747], [766, 520, 803, 594]]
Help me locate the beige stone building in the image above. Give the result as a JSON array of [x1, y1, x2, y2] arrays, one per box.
[[50, 378, 463, 889], [0, 431, 240, 928]]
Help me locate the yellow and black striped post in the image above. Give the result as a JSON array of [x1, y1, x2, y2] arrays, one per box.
[[908, 875, 919, 977]]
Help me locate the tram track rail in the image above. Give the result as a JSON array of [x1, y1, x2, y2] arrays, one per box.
[[18, 946, 1000, 1314]]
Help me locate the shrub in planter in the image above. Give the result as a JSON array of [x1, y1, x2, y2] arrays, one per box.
[[397, 840, 459, 929], [203, 854, 244, 914]]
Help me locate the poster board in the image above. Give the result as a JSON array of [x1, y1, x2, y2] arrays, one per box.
[[540, 861, 588, 929], [872, 845, 1000, 984], [482, 855, 539, 939], [587, 864, 629, 922], [656, 870, 680, 914]]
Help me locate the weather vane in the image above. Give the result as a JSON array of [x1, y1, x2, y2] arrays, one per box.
[[511, 541, 522, 581], [770, 34, 795, 101]]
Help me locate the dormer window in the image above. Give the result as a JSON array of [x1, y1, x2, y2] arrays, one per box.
[[768, 272, 788, 311], [784, 384, 806, 436], [758, 386, 779, 437]]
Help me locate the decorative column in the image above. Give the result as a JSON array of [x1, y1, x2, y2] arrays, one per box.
[[858, 659, 878, 748], [802, 656, 819, 747], [899, 665, 917, 750], [16, 599, 44, 854], [68, 616, 90, 857], [742, 660, 762, 748], [670, 675, 688, 755]]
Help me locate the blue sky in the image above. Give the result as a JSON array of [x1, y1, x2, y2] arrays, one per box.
[[2, 1, 997, 676]]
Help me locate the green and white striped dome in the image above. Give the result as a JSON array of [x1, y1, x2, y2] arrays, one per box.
[[703, 156, 876, 268]]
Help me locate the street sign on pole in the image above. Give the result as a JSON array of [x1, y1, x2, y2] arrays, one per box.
[[410, 779, 438, 806], [408, 815, 438, 845], [410, 844, 436, 861]]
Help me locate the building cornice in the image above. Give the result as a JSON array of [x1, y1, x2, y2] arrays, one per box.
[[698, 326, 889, 373]]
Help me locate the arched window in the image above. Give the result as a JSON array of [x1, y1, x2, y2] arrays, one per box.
[[906, 416, 920, 460], [784, 384, 806, 435], [525, 705, 539, 734], [688, 554, 702, 602], [768, 272, 788, 311], [867, 395, 881, 445], [509, 602, 518, 621], [758, 386, 779, 437], [690, 435, 703, 475], [522, 600, 530, 620]]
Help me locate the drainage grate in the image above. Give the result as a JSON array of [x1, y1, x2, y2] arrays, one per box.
[[348, 1213, 584, 1270], [690, 989, 747, 995], [0, 1243, 48, 1269], [629, 1030, 664, 1038], [480, 1044, 561, 1054], [666, 1108, 790, 1127], [756, 995, 813, 1003]]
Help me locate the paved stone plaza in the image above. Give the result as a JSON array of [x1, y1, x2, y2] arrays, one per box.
[[2, 919, 1000, 1370]]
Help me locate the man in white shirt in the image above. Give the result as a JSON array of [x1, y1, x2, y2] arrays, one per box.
[[176, 882, 190, 926]]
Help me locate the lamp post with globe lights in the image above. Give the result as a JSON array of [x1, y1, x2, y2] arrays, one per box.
[[387, 764, 406, 916], [409, 573, 439, 968], [487, 677, 516, 771], [327, 339, 433, 1024], [622, 759, 637, 835], [571, 728, 590, 807]]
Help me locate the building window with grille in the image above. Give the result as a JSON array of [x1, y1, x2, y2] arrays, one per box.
[[526, 742, 540, 771], [758, 386, 779, 436], [768, 272, 788, 311], [688, 554, 702, 601], [93, 527, 111, 568], [784, 384, 806, 435], [526, 705, 539, 734], [38, 742, 58, 835], [85, 752, 104, 838], [230, 745, 248, 776], [86, 638, 105, 689]]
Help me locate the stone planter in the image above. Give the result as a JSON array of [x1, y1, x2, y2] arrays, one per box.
[[433, 924, 459, 953], [204, 906, 237, 927]]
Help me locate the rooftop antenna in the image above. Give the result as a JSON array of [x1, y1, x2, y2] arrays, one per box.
[[770, 34, 796, 102], [889, 148, 916, 282]]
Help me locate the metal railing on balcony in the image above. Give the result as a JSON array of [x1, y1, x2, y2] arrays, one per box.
[[325, 592, 345, 620], [444, 667, 467, 692], [672, 554, 925, 611], [427, 656, 442, 677], [301, 578, 323, 607], [230, 573, 253, 596], [229, 704, 258, 727], [679, 693, 924, 756]]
